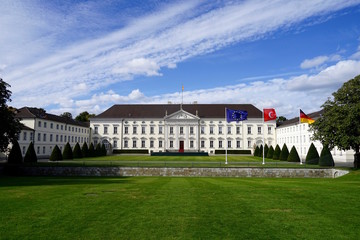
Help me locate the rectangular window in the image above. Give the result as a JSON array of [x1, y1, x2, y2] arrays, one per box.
[[56, 124, 59, 130], [210, 126, 214, 134], [201, 140, 205, 148], [104, 126, 108, 134], [61, 125, 63, 130], [190, 127, 194, 135], [72, 127, 74, 132], [44, 122, 47, 128], [133, 140, 137, 148], [94, 126, 98, 134], [38, 121, 41, 128], [201, 126, 205, 134], [22, 146, 26, 155], [237, 140, 241, 148], [227, 126, 231, 134], [236, 126, 241, 134], [150, 126, 154, 134], [210, 140, 214, 148], [50, 134, 53, 142], [170, 140, 173, 148], [56, 135, 58, 142], [248, 126, 252, 134], [133, 126, 137, 134], [190, 140, 194, 148], [38, 133, 41, 141], [30, 132, 33, 141], [219, 140, 223, 148], [43, 146, 45, 154], [142, 126, 146, 134], [124, 140, 128, 148], [150, 140, 154, 148], [268, 127, 272, 134], [248, 140, 251, 148], [219, 126, 222, 134], [228, 140, 231, 148], [125, 126, 128, 134], [114, 126, 118, 134], [113, 140, 117, 148], [159, 126, 163, 134], [141, 140, 145, 148], [43, 133, 46, 142], [170, 127, 174, 134], [60, 135, 63, 142], [180, 127, 184, 134], [258, 126, 262, 134], [37, 146, 40, 154], [159, 140, 163, 148], [23, 132, 27, 141], [71, 136, 74, 142], [50, 123, 53, 129], [64, 136, 67, 142]]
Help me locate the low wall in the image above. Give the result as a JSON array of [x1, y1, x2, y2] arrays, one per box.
[[0, 166, 348, 178]]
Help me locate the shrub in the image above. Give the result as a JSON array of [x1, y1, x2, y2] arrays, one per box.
[[273, 145, 281, 160], [63, 142, 73, 160], [267, 146, 274, 159], [319, 146, 335, 167], [88, 143, 95, 157], [8, 140, 22, 164], [101, 144, 107, 156], [287, 146, 300, 162], [95, 143, 102, 157], [24, 142, 37, 163], [279, 144, 289, 161], [81, 142, 89, 158], [214, 150, 251, 155], [264, 144, 269, 158], [50, 145, 63, 161], [258, 145, 263, 157], [254, 146, 260, 156], [73, 143, 82, 159], [305, 143, 319, 165]]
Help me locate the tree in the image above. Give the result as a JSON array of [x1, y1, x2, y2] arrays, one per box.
[[267, 146, 274, 159], [319, 146, 335, 167], [81, 142, 89, 158], [276, 116, 287, 124], [50, 145, 63, 161], [279, 144, 289, 161], [101, 144, 107, 156], [60, 112, 73, 119], [0, 78, 22, 152], [258, 145, 263, 157], [305, 143, 320, 165], [63, 142, 73, 160], [264, 144, 269, 159], [95, 143, 102, 157], [273, 144, 281, 160], [75, 111, 96, 122], [287, 146, 300, 162], [310, 75, 360, 168], [73, 142, 82, 159], [24, 142, 37, 163], [254, 146, 260, 156], [8, 140, 22, 164], [88, 143, 95, 157]]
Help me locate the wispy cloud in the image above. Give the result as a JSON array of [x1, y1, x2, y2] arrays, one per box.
[[1, 0, 360, 116]]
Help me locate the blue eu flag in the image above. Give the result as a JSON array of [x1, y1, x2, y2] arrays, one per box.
[[226, 109, 248, 123]]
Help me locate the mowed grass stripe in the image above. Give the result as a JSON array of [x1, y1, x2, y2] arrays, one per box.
[[1, 173, 360, 239]]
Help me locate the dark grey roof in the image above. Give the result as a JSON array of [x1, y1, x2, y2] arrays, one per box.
[[277, 109, 324, 127], [93, 104, 262, 119], [16, 107, 89, 128]]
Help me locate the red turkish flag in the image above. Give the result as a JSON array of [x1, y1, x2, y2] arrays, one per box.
[[264, 108, 277, 122]]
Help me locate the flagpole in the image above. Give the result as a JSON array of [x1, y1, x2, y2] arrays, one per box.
[[225, 107, 228, 165], [299, 110, 303, 165], [262, 109, 265, 165]]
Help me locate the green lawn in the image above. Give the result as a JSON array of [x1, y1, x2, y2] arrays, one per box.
[[1, 171, 360, 239]]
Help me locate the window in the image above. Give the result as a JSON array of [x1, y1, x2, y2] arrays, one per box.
[[210, 126, 214, 134], [113, 140, 118, 148], [190, 140, 194, 148], [159, 126, 163, 134], [43, 146, 45, 154], [201, 141, 205, 148], [38, 121, 41, 127], [142, 126, 146, 134], [75, 136, 77, 142], [236, 126, 240, 134], [37, 133, 41, 141], [159, 140, 163, 148], [56, 124, 59, 130], [22, 146, 26, 155], [219, 126, 223, 134], [56, 135, 59, 142], [37, 146, 40, 154], [44, 122, 47, 128], [124, 140, 128, 148], [104, 126, 108, 134], [170, 140, 173, 148], [141, 140, 145, 148], [228, 140, 231, 148], [190, 127, 194, 135], [113, 126, 118, 134], [170, 127, 174, 134], [50, 123, 53, 129], [60, 135, 63, 142], [258, 126, 262, 134], [72, 127, 74, 132], [227, 126, 231, 134], [43, 134, 46, 142], [23, 132, 27, 141], [64, 136, 67, 142], [248, 126, 252, 134], [133, 126, 137, 134], [133, 140, 137, 148], [219, 140, 223, 148], [180, 127, 184, 134], [201, 126, 205, 134], [61, 125, 63, 130], [248, 140, 251, 148], [125, 126, 128, 134], [237, 140, 241, 148], [94, 126, 98, 134], [30, 132, 33, 141], [210, 140, 214, 148], [50, 134, 53, 142], [150, 126, 154, 134], [65, 125, 67, 131], [150, 140, 154, 148], [268, 127, 272, 134]]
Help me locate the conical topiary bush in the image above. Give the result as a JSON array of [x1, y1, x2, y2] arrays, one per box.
[[287, 146, 300, 162], [273, 144, 281, 160], [254, 146, 260, 156], [63, 142, 73, 160], [24, 142, 37, 163], [88, 143, 95, 157], [101, 144, 107, 156], [264, 144, 269, 159], [73, 142, 82, 159], [50, 145, 63, 161], [258, 145, 263, 157], [267, 146, 274, 159], [305, 143, 319, 165], [81, 142, 89, 158], [279, 144, 289, 161], [95, 143, 102, 157], [8, 140, 22, 164], [319, 146, 335, 167]]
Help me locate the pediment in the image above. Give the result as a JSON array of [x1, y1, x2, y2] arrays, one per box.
[[165, 109, 199, 120]]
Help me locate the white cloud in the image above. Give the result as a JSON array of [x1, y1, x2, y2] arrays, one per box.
[[112, 58, 162, 78], [300, 54, 342, 69]]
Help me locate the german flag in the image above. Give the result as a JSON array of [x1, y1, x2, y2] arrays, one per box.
[[300, 109, 315, 124]]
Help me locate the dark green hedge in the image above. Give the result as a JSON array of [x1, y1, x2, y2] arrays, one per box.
[[24, 142, 37, 163], [279, 144, 289, 161], [215, 150, 252, 155], [63, 142, 73, 160], [113, 149, 149, 154], [50, 145, 63, 161], [8, 140, 22, 164], [306, 143, 319, 165], [267, 146, 274, 159], [287, 146, 300, 162], [319, 146, 334, 167], [273, 144, 281, 160]]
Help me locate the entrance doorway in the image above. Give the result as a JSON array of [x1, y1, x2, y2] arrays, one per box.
[[179, 141, 184, 153]]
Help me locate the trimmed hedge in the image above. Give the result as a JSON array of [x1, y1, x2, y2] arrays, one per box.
[[258, 145, 263, 157], [279, 144, 289, 161], [113, 149, 149, 154], [50, 145, 63, 161], [267, 146, 274, 159], [101, 144, 107, 156], [95, 143, 102, 157], [319, 146, 335, 167], [24, 142, 37, 163], [254, 146, 260, 156], [81, 142, 89, 158], [73, 143, 82, 159], [8, 140, 22, 164], [264, 144, 269, 159], [287, 146, 300, 162], [306, 143, 319, 165], [273, 144, 281, 160], [63, 142, 73, 160], [88, 143, 95, 157], [215, 150, 252, 155]]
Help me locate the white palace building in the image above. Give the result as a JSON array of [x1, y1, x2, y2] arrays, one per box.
[[90, 104, 277, 154]]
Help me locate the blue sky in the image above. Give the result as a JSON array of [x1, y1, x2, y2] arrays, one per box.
[[1, 0, 360, 118]]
